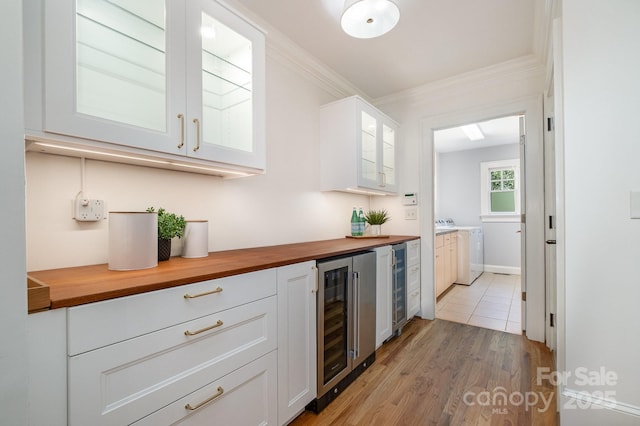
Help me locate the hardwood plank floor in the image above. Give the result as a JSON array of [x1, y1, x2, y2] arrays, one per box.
[[291, 318, 556, 426]]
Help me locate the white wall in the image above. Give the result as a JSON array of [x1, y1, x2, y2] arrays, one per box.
[[25, 50, 370, 271], [436, 143, 519, 225], [436, 144, 521, 271], [559, 1, 640, 423], [0, 0, 28, 423]]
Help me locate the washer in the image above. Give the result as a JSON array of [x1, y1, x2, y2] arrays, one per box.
[[455, 226, 484, 285], [436, 218, 484, 285]]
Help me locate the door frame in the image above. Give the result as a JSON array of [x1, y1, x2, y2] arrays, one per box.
[[419, 95, 546, 343], [543, 80, 557, 352]]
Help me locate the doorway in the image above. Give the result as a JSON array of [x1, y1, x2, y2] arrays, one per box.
[[418, 96, 546, 343], [433, 115, 523, 335]]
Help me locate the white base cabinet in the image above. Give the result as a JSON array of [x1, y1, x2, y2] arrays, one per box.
[[132, 351, 278, 426], [277, 261, 317, 425], [406, 239, 421, 318], [67, 270, 278, 426], [374, 245, 393, 348], [27, 309, 67, 426]]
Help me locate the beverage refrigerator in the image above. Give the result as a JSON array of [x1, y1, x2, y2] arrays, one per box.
[[307, 251, 376, 413]]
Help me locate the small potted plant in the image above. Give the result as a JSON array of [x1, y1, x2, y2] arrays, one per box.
[[364, 209, 390, 236], [146, 207, 186, 261]]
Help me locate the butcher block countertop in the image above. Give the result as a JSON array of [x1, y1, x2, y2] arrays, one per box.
[[28, 235, 419, 309]]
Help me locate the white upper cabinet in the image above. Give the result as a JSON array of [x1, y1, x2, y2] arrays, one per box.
[[40, 0, 265, 173], [320, 96, 398, 194], [186, 0, 265, 169]]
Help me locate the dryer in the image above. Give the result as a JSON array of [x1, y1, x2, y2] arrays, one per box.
[[455, 227, 484, 285]]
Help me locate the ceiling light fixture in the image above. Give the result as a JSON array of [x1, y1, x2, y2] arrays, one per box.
[[460, 124, 485, 141], [341, 0, 400, 39]]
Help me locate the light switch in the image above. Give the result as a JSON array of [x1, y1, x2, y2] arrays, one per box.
[[631, 191, 640, 219], [404, 207, 417, 220]]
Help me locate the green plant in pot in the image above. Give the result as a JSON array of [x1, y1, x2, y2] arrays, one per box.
[[364, 209, 390, 236], [146, 207, 186, 261]]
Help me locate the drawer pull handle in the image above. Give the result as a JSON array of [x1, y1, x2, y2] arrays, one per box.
[[185, 386, 224, 411], [184, 320, 223, 336], [184, 286, 223, 299]]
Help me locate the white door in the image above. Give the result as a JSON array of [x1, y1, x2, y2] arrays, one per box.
[[519, 115, 527, 331], [276, 261, 317, 425], [544, 84, 557, 351], [374, 246, 393, 348]]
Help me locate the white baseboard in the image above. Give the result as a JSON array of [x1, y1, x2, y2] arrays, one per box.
[[483, 265, 521, 275], [561, 388, 640, 421]]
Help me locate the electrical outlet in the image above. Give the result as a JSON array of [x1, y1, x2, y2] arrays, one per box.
[[74, 199, 104, 222], [404, 207, 417, 220]]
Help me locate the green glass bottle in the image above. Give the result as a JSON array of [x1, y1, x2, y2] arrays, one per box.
[[350, 207, 359, 236], [358, 207, 365, 236]]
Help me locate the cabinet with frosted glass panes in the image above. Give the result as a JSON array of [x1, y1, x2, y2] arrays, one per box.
[[320, 96, 398, 194], [37, 0, 265, 171]]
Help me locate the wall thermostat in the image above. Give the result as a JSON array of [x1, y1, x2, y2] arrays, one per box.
[[403, 193, 417, 206]]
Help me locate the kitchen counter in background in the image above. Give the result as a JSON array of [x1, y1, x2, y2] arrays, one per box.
[[435, 229, 458, 235], [28, 236, 419, 309]]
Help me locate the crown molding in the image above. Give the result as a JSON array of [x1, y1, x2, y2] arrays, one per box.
[[373, 55, 546, 108], [219, 0, 367, 101], [217, 0, 548, 107], [265, 34, 368, 101]]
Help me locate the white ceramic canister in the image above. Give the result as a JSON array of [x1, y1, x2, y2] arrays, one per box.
[[108, 211, 157, 271], [182, 220, 209, 258]]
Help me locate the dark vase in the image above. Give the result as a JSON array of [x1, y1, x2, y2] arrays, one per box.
[[158, 238, 172, 261]]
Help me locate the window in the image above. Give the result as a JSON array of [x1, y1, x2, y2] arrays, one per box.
[[480, 159, 520, 221]]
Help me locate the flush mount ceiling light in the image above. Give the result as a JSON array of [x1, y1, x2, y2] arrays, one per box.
[[461, 124, 485, 141], [341, 0, 400, 39]]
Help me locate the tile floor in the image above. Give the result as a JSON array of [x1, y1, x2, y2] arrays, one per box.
[[436, 273, 522, 334]]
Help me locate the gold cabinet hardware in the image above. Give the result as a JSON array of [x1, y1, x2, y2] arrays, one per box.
[[177, 114, 185, 148], [193, 118, 201, 151], [184, 320, 223, 336], [184, 286, 223, 299], [185, 386, 224, 411]]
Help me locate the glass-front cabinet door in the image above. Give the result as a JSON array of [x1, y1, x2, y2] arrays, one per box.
[[43, 0, 265, 171], [359, 110, 378, 188], [186, 0, 265, 170], [45, 0, 185, 153], [381, 122, 396, 191], [356, 99, 398, 192]]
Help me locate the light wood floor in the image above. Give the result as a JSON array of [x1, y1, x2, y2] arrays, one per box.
[[291, 318, 556, 426]]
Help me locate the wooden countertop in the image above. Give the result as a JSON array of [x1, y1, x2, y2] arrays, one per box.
[[28, 235, 419, 309]]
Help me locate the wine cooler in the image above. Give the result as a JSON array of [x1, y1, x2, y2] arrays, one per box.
[[392, 243, 408, 335], [308, 251, 376, 413]]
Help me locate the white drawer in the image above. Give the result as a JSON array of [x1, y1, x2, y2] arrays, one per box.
[[68, 296, 277, 426], [408, 288, 420, 318], [407, 239, 420, 266], [407, 264, 421, 292], [68, 269, 276, 355], [132, 351, 278, 426]]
